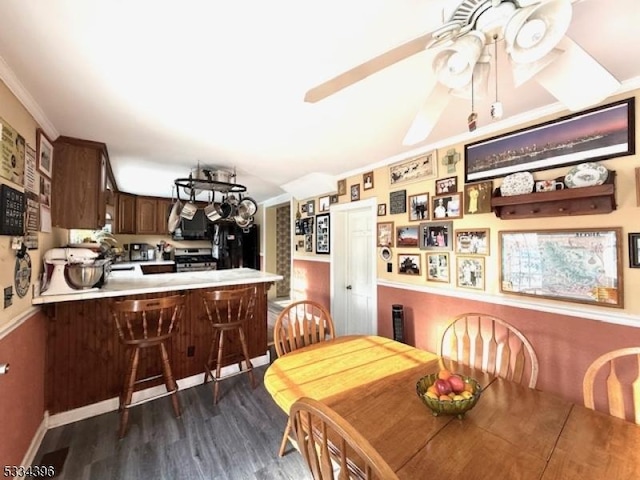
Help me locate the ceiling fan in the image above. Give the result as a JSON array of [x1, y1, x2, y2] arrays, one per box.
[[304, 0, 620, 146]]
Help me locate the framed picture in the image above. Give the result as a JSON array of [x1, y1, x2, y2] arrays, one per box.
[[330, 194, 339, 204], [419, 221, 453, 251], [636, 167, 640, 207], [628, 233, 640, 268], [316, 213, 330, 254], [398, 253, 421, 275], [377, 203, 387, 216], [301, 217, 314, 234], [39, 175, 51, 207], [337, 179, 346, 196], [351, 184, 360, 201], [432, 193, 463, 220], [389, 190, 407, 215], [318, 195, 330, 212], [464, 97, 635, 183], [363, 171, 374, 190], [36, 128, 54, 179], [435, 176, 458, 194], [389, 150, 437, 186], [464, 180, 493, 215], [499, 228, 623, 308], [396, 225, 419, 248], [304, 234, 313, 252], [457, 256, 485, 290], [455, 229, 489, 255], [377, 221, 394, 247], [426, 252, 450, 283], [301, 203, 307, 213], [307, 200, 315, 215], [408, 193, 429, 221]]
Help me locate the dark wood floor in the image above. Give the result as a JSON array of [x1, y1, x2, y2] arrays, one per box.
[[31, 361, 310, 479]]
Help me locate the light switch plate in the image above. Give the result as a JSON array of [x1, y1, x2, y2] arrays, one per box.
[[4, 286, 13, 308]]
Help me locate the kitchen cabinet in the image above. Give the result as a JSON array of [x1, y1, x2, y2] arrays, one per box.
[[117, 193, 136, 234], [51, 136, 115, 229], [156, 198, 172, 235]]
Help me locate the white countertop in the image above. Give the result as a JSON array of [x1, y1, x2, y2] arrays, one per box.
[[32, 268, 283, 305]]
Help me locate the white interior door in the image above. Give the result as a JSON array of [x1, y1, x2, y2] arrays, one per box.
[[331, 198, 376, 336]]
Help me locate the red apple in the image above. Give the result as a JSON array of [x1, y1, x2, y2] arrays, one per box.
[[448, 374, 465, 394], [434, 378, 452, 396]]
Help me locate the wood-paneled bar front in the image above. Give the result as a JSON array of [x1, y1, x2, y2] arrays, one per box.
[[43, 282, 272, 414]]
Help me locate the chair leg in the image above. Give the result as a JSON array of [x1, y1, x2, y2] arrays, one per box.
[[119, 347, 140, 439], [204, 329, 219, 384], [159, 342, 181, 419], [213, 329, 226, 404], [278, 417, 292, 457], [238, 326, 256, 389]]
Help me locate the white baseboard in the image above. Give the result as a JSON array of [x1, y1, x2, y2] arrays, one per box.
[[20, 412, 48, 472], [46, 353, 270, 429]]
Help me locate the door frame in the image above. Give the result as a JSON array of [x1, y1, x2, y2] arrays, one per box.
[[330, 197, 377, 334]]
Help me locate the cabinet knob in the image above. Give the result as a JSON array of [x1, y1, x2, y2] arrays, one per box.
[[558, 207, 565, 212]]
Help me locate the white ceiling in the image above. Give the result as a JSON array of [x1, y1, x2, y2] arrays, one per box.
[[0, 0, 638, 203]]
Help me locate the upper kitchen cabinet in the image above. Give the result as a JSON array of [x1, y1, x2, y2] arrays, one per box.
[[116, 192, 136, 234], [51, 136, 116, 229]]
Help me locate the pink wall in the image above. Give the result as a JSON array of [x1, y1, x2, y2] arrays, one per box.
[[378, 285, 640, 409], [0, 311, 47, 467], [292, 259, 331, 309]]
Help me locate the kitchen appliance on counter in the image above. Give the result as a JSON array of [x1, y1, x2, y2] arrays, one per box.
[[41, 247, 111, 296], [125, 243, 156, 262], [174, 248, 217, 272]]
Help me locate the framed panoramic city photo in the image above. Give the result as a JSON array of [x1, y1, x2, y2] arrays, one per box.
[[464, 97, 635, 183]]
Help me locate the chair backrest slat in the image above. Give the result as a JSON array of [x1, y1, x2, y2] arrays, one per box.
[[583, 347, 640, 424], [290, 397, 399, 480], [274, 301, 335, 358], [111, 294, 185, 344], [439, 313, 539, 388]]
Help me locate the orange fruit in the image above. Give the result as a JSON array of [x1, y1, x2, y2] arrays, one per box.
[[427, 385, 438, 395], [438, 369, 452, 380], [439, 394, 452, 402], [464, 383, 475, 393]]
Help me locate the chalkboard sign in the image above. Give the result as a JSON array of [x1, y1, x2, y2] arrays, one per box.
[[0, 184, 25, 235], [389, 190, 407, 215]]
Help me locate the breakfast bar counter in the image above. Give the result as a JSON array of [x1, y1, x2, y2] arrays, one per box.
[[36, 268, 282, 414]]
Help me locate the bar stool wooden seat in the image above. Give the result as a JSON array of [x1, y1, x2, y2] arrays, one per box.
[[111, 294, 185, 438], [201, 287, 257, 404]]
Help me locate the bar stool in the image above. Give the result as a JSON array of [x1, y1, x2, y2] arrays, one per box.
[[201, 287, 257, 404], [111, 294, 185, 438]]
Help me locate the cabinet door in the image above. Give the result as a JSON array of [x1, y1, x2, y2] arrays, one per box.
[[136, 197, 157, 234], [156, 198, 172, 235], [117, 193, 136, 234], [51, 141, 102, 229]]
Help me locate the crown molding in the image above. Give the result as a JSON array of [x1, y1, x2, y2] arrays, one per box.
[[0, 55, 58, 140]]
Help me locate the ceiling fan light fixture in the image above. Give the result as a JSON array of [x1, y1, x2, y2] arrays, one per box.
[[504, 0, 572, 64], [432, 30, 485, 89]]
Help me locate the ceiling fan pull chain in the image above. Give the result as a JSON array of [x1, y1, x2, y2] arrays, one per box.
[[491, 35, 503, 120], [468, 72, 478, 132]]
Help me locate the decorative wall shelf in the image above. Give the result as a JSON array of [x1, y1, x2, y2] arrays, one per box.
[[491, 172, 616, 220]]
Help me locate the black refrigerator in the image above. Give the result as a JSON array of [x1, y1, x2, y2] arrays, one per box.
[[211, 223, 260, 270]]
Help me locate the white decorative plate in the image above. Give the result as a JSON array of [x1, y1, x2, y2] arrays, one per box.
[[500, 172, 534, 196], [564, 162, 608, 188]]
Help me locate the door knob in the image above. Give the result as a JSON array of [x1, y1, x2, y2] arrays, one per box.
[[346, 285, 352, 290]]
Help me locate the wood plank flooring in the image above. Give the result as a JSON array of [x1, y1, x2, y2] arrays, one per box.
[[31, 361, 310, 479]]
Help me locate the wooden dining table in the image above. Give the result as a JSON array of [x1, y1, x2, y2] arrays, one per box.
[[264, 335, 640, 480]]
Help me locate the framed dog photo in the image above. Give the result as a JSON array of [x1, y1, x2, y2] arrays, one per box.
[[456, 256, 485, 290], [454, 229, 490, 255], [432, 193, 463, 220]]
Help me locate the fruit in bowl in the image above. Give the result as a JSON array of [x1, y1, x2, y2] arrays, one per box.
[[416, 369, 482, 418]]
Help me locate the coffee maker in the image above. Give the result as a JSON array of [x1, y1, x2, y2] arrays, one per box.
[[41, 248, 105, 296]]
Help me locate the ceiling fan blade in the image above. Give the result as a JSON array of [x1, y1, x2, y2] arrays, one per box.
[[402, 83, 450, 146], [304, 31, 435, 103], [535, 37, 620, 111]]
